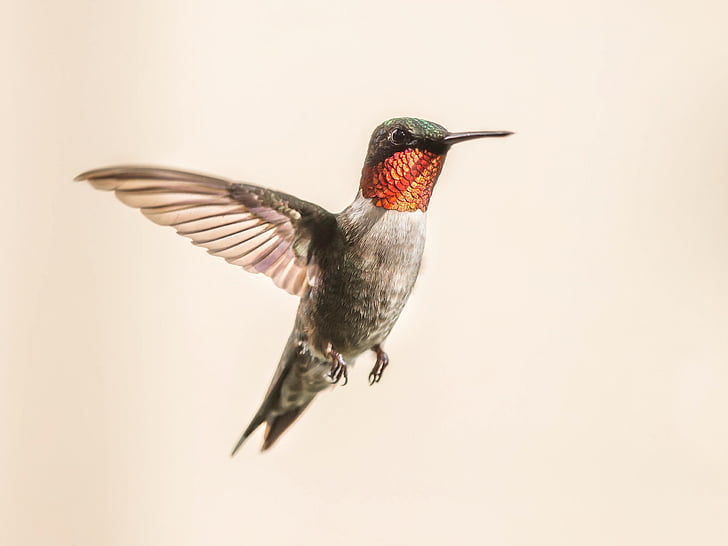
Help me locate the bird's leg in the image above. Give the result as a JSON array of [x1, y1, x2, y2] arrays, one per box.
[[368, 344, 390, 385], [327, 349, 348, 386]]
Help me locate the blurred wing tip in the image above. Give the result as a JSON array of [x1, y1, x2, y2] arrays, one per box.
[[74, 165, 143, 182], [73, 165, 231, 184]]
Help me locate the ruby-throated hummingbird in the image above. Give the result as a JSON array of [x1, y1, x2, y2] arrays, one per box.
[[76, 117, 512, 453]]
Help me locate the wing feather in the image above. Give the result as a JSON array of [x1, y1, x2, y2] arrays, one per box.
[[75, 165, 335, 297]]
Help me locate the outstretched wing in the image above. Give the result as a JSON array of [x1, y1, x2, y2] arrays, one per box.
[[76, 165, 335, 296]]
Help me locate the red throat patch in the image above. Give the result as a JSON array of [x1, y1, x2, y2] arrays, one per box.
[[360, 148, 445, 212]]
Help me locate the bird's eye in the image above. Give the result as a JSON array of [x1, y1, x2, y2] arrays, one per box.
[[388, 128, 409, 145]]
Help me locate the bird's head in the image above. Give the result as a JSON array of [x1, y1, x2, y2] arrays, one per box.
[[360, 117, 512, 212]]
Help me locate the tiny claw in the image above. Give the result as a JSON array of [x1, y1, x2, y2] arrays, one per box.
[[368, 345, 389, 386], [328, 351, 348, 385]]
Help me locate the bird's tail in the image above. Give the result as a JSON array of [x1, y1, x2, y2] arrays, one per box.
[[231, 330, 328, 454]]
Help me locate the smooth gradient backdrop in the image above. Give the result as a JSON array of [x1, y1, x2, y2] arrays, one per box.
[[3, 1, 727, 545]]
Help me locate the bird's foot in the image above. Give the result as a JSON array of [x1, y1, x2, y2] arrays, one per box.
[[368, 345, 390, 385], [328, 351, 348, 386]]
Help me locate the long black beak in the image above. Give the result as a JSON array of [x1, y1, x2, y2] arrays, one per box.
[[443, 130, 514, 145]]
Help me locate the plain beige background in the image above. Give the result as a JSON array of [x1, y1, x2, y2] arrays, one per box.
[[2, 1, 727, 544]]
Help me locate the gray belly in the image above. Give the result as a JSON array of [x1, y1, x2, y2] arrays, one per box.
[[301, 205, 427, 360]]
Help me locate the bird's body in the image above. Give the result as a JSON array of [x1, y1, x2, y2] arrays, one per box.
[[308, 195, 426, 359], [76, 117, 511, 452], [239, 196, 427, 449]]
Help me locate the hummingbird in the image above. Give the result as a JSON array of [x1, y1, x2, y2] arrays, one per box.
[[76, 117, 512, 453]]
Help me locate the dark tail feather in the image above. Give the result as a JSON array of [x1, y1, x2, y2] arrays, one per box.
[[230, 402, 312, 455], [261, 403, 312, 451], [231, 328, 325, 455], [231, 414, 266, 456]]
